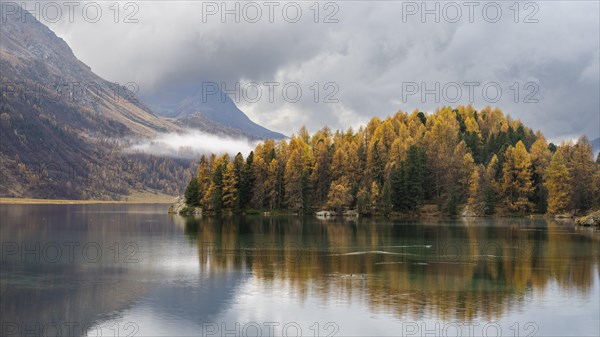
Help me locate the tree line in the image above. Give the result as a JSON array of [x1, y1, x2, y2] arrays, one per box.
[[185, 105, 600, 216]]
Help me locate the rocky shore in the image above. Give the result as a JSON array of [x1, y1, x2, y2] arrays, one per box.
[[168, 197, 202, 215], [575, 211, 600, 227]]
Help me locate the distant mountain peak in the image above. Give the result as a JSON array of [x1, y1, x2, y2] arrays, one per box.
[[142, 81, 286, 140]]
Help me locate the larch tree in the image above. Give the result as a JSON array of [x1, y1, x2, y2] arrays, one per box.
[[482, 155, 500, 214], [501, 141, 534, 213], [251, 153, 268, 209], [326, 179, 352, 213], [266, 158, 282, 209], [189, 105, 589, 217], [284, 136, 313, 212], [222, 162, 238, 210], [467, 164, 484, 214], [545, 151, 572, 215], [310, 128, 332, 207], [424, 107, 461, 204], [529, 134, 552, 213], [569, 136, 595, 211]]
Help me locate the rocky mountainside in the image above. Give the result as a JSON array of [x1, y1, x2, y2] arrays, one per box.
[[0, 5, 287, 199]]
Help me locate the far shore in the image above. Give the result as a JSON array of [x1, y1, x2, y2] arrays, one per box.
[[0, 197, 176, 205]]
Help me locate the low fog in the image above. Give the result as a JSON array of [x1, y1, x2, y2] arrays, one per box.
[[126, 130, 259, 159]]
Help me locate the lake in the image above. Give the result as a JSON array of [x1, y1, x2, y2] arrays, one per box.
[[0, 204, 598, 336]]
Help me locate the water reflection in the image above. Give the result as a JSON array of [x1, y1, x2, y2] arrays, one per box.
[[182, 216, 599, 322], [1, 204, 598, 336]]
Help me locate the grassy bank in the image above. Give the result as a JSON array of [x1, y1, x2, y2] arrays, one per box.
[[0, 191, 177, 204]]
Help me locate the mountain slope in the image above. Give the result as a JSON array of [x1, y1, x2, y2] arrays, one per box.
[[0, 6, 192, 198], [142, 81, 286, 140], [0, 8, 175, 138], [0, 6, 285, 198]]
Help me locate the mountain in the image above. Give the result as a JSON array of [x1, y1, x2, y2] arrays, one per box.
[[0, 5, 178, 161], [0, 8, 176, 139], [0, 6, 286, 199], [142, 81, 286, 140], [0, 7, 191, 198], [592, 137, 600, 156]]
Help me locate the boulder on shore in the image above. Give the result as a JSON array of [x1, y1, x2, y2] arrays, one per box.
[[168, 197, 186, 214], [316, 210, 335, 217], [461, 205, 479, 217], [575, 211, 600, 227], [168, 197, 202, 215], [343, 209, 359, 217]]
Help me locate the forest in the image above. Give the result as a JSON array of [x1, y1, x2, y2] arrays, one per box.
[[184, 105, 600, 216]]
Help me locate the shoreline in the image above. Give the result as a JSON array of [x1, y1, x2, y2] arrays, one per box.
[[0, 197, 175, 205]]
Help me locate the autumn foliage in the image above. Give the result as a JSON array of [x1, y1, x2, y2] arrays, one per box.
[[186, 105, 599, 216]]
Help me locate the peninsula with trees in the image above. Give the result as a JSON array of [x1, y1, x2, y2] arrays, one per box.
[[179, 105, 600, 219]]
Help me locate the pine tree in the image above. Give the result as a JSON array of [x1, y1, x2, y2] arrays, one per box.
[[390, 162, 406, 211], [239, 151, 254, 209], [184, 177, 200, 206], [405, 145, 426, 208]]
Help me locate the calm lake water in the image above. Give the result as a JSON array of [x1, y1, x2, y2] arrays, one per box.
[[0, 204, 598, 337]]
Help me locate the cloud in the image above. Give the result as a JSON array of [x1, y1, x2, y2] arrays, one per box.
[[126, 130, 258, 159], [43, 1, 599, 142]]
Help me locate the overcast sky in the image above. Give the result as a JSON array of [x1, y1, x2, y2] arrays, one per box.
[[38, 0, 599, 142]]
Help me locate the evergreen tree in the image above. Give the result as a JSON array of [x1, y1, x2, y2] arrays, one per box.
[[184, 177, 200, 206], [239, 151, 254, 209]]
